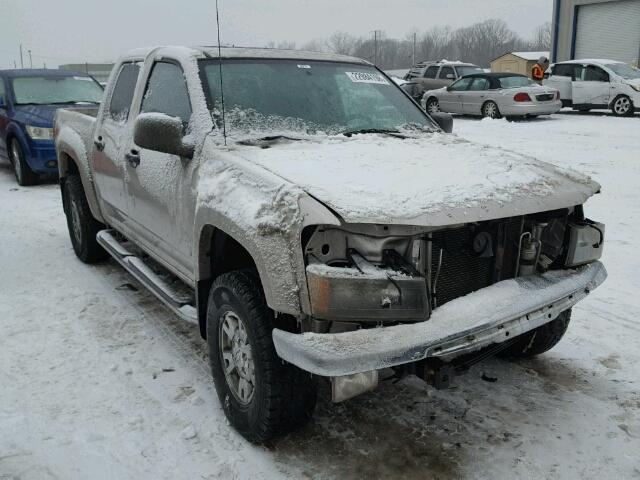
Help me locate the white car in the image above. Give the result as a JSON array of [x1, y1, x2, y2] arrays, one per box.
[[544, 59, 640, 116]]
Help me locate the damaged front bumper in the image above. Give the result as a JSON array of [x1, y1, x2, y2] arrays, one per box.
[[273, 261, 607, 377]]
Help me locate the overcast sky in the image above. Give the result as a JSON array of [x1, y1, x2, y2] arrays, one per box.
[[0, 0, 553, 69]]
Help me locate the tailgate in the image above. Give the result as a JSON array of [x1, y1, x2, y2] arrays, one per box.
[[273, 262, 606, 377]]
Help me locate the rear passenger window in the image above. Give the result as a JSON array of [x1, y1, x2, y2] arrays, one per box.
[[108, 63, 140, 122], [439, 66, 454, 79], [141, 62, 191, 123], [424, 66, 439, 79], [553, 64, 578, 79], [468, 77, 489, 91]]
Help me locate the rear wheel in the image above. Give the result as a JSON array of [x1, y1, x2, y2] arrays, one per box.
[[611, 95, 633, 117], [63, 175, 108, 263], [499, 309, 572, 358], [425, 97, 440, 114], [10, 139, 37, 186], [482, 101, 501, 119], [207, 270, 317, 444]]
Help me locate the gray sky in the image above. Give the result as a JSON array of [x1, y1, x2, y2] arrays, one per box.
[[0, 0, 553, 69]]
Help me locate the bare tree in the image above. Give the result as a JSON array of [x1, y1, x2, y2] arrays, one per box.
[[269, 19, 550, 69], [529, 22, 552, 51]]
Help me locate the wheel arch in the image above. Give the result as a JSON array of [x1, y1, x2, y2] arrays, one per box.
[[195, 223, 302, 339]]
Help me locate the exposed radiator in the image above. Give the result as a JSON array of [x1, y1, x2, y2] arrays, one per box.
[[430, 227, 494, 307]]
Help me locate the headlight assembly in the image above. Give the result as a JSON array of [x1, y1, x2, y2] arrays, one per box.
[[25, 125, 53, 140]]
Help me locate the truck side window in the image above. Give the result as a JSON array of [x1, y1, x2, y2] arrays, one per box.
[[439, 66, 454, 79], [108, 63, 141, 122], [424, 66, 439, 79], [141, 62, 192, 123]]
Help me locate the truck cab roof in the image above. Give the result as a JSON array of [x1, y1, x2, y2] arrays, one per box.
[[119, 45, 370, 66]]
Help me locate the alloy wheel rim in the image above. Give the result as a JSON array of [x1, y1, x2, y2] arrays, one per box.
[[428, 101, 440, 113], [615, 97, 630, 115], [11, 142, 22, 183], [485, 103, 497, 118], [219, 310, 255, 405], [70, 197, 83, 245]]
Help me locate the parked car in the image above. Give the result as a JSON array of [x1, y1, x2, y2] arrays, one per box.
[[401, 60, 483, 100], [55, 46, 606, 444], [0, 69, 103, 185], [422, 73, 561, 118], [543, 59, 640, 116]]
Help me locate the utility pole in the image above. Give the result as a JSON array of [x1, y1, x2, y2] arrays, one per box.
[[374, 30, 378, 66], [412, 32, 416, 66], [19, 44, 24, 68], [28, 50, 32, 68], [44, 62, 47, 68], [14, 60, 17, 69]]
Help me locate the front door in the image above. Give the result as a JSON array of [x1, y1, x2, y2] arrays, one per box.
[[440, 77, 472, 113], [462, 77, 490, 114], [572, 64, 611, 107], [91, 62, 142, 220], [124, 60, 196, 276]]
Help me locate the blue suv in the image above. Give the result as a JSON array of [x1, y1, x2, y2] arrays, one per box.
[[0, 69, 103, 185]]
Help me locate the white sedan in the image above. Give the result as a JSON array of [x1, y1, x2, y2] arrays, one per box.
[[421, 73, 561, 119]]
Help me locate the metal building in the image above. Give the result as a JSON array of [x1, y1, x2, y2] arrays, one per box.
[[551, 0, 640, 66]]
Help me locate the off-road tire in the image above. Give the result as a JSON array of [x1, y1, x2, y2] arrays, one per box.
[[207, 270, 317, 444], [499, 309, 572, 358], [10, 139, 37, 186], [482, 101, 501, 119], [611, 95, 633, 117], [425, 97, 440, 114], [63, 175, 108, 263]]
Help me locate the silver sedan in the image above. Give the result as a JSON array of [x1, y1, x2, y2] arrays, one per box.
[[421, 73, 562, 118]]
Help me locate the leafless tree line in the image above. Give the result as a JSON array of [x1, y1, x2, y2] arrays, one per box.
[[266, 20, 551, 69]]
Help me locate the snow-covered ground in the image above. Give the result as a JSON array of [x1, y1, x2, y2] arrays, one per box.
[[1, 112, 639, 479]]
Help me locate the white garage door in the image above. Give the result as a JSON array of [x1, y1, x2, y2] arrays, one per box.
[[574, 0, 640, 64]]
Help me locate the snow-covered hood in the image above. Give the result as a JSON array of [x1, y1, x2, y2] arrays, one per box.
[[622, 78, 640, 89], [230, 133, 600, 226]]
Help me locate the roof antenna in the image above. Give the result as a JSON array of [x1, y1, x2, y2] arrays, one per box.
[[215, 0, 227, 145]]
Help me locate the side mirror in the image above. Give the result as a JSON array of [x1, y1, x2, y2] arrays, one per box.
[[430, 112, 453, 133], [134, 113, 194, 159]]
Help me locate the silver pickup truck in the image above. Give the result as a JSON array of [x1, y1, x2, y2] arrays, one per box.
[[54, 46, 606, 444]]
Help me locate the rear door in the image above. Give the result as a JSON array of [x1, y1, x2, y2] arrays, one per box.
[[0, 76, 8, 156], [123, 60, 195, 275], [419, 65, 440, 92], [91, 62, 142, 220], [572, 64, 612, 107], [462, 77, 490, 114], [544, 63, 574, 101]]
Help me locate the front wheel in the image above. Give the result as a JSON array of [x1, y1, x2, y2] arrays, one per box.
[[482, 101, 501, 119], [207, 270, 317, 443], [611, 95, 633, 117], [10, 139, 37, 186], [425, 97, 440, 114], [499, 309, 572, 358], [63, 175, 108, 263]]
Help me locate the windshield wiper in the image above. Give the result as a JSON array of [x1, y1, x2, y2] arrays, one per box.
[[342, 128, 406, 138], [236, 134, 304, 148]]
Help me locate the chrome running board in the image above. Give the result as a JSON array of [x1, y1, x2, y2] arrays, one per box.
[[96, 229, 198, 324]]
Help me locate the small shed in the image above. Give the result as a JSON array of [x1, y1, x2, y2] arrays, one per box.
[[490, 51, 549, 77]]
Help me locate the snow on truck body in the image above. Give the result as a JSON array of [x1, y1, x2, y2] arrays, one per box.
[[54, 46, 607, 442]]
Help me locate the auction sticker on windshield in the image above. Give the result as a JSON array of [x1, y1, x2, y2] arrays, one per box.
[[345, 72, 389, 85]]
